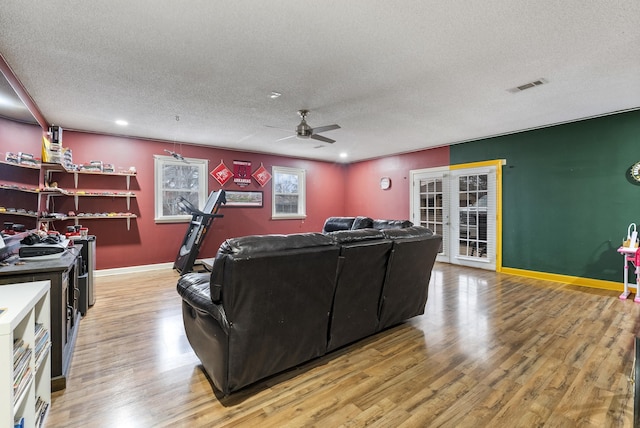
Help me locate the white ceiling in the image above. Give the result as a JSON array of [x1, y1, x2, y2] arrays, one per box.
[[0, 1, 639, 163]]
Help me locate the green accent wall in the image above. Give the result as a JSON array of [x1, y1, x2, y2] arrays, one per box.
[[450, 110, 640, 282]]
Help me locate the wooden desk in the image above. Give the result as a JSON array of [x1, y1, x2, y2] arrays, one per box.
[[0, 246, 81, 391]]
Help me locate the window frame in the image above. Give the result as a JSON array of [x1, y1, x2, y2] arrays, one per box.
[[154, 155, 208, 223], [271, 165, 306, 219]]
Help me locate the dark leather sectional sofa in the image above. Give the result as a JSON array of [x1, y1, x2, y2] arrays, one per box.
[[176, 217, 441, 395]]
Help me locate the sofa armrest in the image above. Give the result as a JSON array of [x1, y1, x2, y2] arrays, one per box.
[[177, 273, 230, 332]]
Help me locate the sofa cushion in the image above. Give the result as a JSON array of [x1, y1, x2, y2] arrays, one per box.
[[328, 233, 392, 351], [372, 219, 414, 230], [377, 228, 441, 330], [322, 217, 356, 233], [351, 216, 373, 230]]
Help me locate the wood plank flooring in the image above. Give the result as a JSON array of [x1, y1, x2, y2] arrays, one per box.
[[43, 263, 639, 427]]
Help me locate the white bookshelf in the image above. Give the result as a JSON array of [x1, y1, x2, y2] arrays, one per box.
[[0, 281, 51, 428]]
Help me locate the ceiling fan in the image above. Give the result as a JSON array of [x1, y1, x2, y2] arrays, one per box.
[[164, 149, 188, 163], [267, 110, 340, 144], [161, 115, 189, 162]]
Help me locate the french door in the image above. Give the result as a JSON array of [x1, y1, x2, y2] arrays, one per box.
[[411, 165, 497, 271]]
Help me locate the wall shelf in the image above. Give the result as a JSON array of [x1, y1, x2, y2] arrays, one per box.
[[0, 161, 138, 231]]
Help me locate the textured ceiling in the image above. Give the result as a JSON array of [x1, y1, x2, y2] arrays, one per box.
[[0, 1, 639, 162]]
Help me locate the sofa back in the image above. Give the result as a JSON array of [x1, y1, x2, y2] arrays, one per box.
[[372, 219, 413, 230], [377, 226, 442, 330], [322, 216, 414, 233], [326, 229, 392, 351], [210, 232, 340, 392]]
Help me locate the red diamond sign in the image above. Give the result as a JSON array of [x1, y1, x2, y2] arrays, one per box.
[[252, 163, 272, 187], [210, 161, 233, 186]]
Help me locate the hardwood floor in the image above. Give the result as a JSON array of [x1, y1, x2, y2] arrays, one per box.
[[43, 263, 638, 427]]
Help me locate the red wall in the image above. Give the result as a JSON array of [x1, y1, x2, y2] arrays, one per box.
[[0, 118, 45, 227], [1, 118, 451, 270], [54, 131, 348, 269], [344, 147, 449, 219], [0, 118, 43, 154]]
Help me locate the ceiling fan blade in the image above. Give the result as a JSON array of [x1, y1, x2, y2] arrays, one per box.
[[310, 134, 335, 144], [276, 135, 297, 142], [311, 124, 340, 134], [265, 124, 292, 132]]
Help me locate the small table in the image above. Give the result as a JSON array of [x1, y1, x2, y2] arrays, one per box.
[[617, 246, 640, 302]]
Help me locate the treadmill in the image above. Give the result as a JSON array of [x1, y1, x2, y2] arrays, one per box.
[[173, 189, 226, 274]]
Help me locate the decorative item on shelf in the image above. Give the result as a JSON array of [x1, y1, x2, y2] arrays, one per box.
[[62, 147, 74, 170], [211, 160, 233, 186], [5, 152, 19, 164], [252, 163, 272, 187], [42, 133, 62, 164], [49, 125, 63, 144], [233, 160, 252, 187], [17, 152, 38, 167]]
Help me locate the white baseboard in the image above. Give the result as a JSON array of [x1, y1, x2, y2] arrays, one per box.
[[95, 262, 174, 277]]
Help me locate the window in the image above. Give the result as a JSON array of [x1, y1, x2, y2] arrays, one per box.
[[154, 155, 208, 223], [272, 166, 306, 219]]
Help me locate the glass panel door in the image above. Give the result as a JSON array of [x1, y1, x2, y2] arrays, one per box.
[[412, 169, 449, 263], [457, 173, 488, 259], [450, 166, 496, 270], [411, 165, 497, 270]]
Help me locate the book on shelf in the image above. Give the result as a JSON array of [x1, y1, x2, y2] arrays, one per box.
[[35, 396, 49, 427], [13, 366, 32, 405], [34, 323, 50, 364], [13, 338, 33, 404], [13, 346, 31, 378]]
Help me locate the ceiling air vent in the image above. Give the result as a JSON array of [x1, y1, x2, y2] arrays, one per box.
[[507, 78, 547, 93]]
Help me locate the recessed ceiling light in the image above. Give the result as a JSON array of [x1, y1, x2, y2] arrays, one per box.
[[339, 152, 348, 159], [269, 91, 281, 99], [115, 119, 128, 126]]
